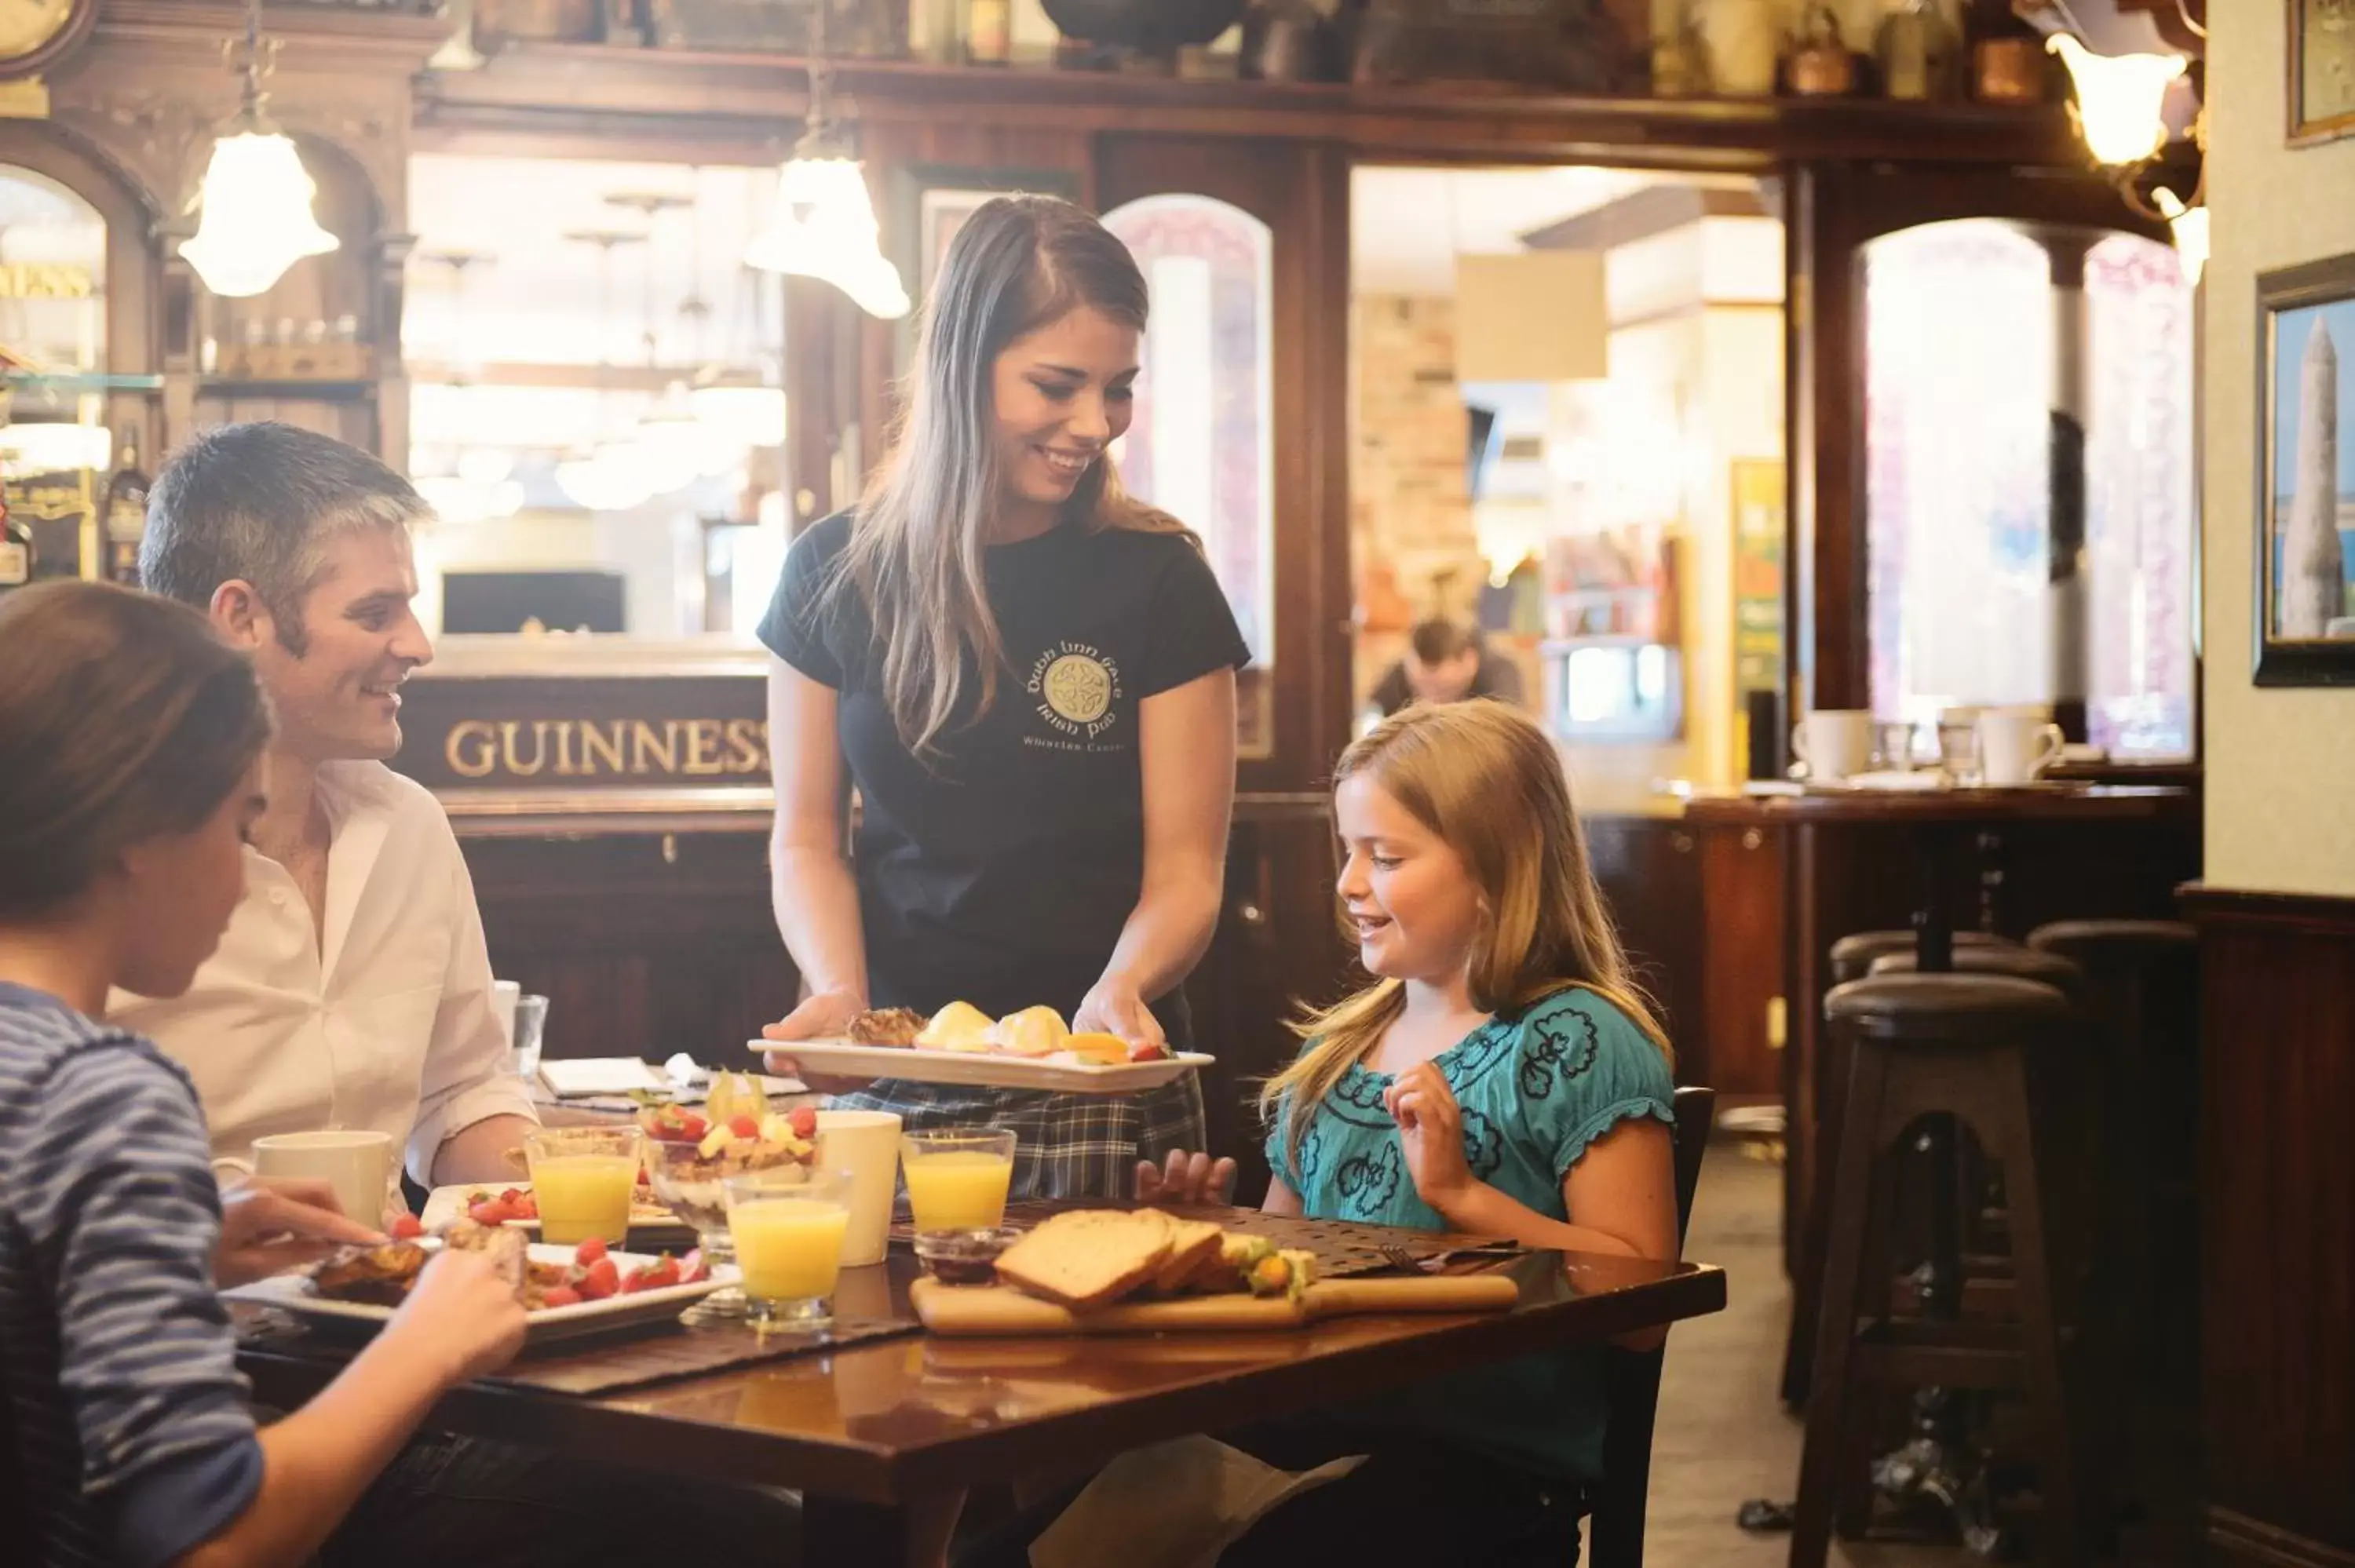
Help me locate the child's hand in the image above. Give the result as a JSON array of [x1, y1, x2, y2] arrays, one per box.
[[382, 1249, 528, 1387], [1385, 1062, 1475, 1209], [1135, 1150, 1238, 1205]]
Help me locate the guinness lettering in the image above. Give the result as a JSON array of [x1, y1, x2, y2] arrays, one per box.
[[444, 718, 770, 782]]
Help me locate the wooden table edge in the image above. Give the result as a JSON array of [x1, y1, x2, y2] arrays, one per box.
[[237, 1257, 1727, 1505]]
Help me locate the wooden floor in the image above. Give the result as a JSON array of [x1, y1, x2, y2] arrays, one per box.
[[1644, 1143, 2197, 1568]]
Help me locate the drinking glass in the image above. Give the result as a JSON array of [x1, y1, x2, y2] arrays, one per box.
[[900, 1129, 1017, 1237], [523, 1125, 643, 1246], [725, 1167, 853, 1329], [510, 994, 549, 1080]]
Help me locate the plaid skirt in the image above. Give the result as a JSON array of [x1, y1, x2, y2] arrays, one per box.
[[831, 1073, 1208, 1202]]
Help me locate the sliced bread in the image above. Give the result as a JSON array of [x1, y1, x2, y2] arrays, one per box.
[[1147, 1216, 1228, 1294], [994, 1209, 1174, 1310]]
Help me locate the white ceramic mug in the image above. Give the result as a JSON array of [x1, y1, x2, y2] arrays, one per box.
[[1977, 711, 2065, 786], [815, 1109, 904, 1267], [249, 1129, 396, 1229], [1791, 709, 1875, 783]]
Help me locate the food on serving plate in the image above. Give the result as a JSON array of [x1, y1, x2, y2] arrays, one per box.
[[994, 1208, 1177, 1309], [990, 1005, 1070, 1059], [917, 1000, 997, 1052], [847, 1006, 926, 1047], [309, 1227, 708, 1311], [309, 1239, 431, 1307]]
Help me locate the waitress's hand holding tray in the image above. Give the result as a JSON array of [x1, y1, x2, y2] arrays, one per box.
[[761, 986, 878, 1096]]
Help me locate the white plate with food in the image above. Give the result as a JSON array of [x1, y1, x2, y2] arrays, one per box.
[[225, 1229, 731, 1346], [418, 1182, 694, 1245], [755, 1003, 1210, 1095]]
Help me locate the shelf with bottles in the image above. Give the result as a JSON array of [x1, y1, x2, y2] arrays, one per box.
[[0, 421, 151, 593]]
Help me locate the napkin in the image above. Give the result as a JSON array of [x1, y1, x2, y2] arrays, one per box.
[[1839, 770, 1948, 792], [535, 1057, 666, 1097], [1029, 1435, 1366, 1568]]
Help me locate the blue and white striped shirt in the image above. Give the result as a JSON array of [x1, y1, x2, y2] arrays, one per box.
[[0, 984, 263, 1566]]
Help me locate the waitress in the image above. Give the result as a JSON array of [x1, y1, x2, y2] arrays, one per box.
[[758, 195, 1248, 1200]]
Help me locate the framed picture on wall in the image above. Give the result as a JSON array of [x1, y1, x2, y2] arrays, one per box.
[[2253, 253, 2355, 685], [2289, 0, 2355, 145], [885, 163, 1082, 366]]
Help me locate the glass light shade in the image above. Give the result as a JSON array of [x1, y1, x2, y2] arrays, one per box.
[[638, 393, 736, 482], [744, 155, 911, 320], [2154, 188, 2208, 287], [179, 130, 340, 297], [557, 446, 654, 512], [2046, 36, 2187, 167], [415, 474, 490, 525], [455, 447, 514, 485], [689, 382, 789, 448]]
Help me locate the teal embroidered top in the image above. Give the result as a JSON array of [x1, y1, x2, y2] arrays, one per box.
[[1263, 985, 1675, 1481]]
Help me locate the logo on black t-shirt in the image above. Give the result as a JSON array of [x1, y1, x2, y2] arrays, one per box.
[[1028, 640, 1123, 742]]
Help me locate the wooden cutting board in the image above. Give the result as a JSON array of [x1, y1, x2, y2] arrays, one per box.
[[911, 1274, 1519, 1336]]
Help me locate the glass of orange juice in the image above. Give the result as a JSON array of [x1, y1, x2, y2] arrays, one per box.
[[726, 1168, 853, 1329], [524, 1125, 644, 1246], [900, 1129, 1017, 1237]]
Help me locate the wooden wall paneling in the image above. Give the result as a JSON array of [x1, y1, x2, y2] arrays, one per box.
[[1092, 133, 1353, 796], [461, 829, 799, 1063], [1697, 819, 1786, 1099], [2183, 888, 2355, 1568], [1584, 815, 1706, 1083]]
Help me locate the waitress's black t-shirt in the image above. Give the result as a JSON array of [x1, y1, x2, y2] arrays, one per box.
[[758, 511, 1251, 1032]]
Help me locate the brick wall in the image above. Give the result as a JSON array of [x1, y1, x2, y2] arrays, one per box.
[[1351, 294, 1487, 702]]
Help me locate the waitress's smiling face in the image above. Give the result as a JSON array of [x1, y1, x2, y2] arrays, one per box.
[[990, 304, 1139, 521]]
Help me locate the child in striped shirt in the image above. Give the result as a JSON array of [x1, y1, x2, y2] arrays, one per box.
[[0, 582, 526, 1568]]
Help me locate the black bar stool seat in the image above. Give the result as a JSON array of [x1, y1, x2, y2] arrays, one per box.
[[1830, 928, 2015, 985]]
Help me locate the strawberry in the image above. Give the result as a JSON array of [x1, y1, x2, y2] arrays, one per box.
[[1127, 1040, 1167, 1063], [388, 1213, 425, 1240], [573, 1235, 608, 1267], [679, 1249, 709, 1284], [728, 1114, 760, 1140], [625, 1256, 682, 1293], [500, 1187, 528, 1204], [467, 1199, 512, 1227], [577, 1256, 621, 1301], [513, 1191, 539, 1219], [677, 1113, 707, 1142], [539, 1285, 582, 1309], [787, 1105, 818, 1140]]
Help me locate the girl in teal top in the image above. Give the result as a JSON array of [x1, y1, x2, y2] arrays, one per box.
[[1136, 698, 1681, 1561]]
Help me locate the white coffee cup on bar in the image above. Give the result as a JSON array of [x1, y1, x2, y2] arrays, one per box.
[[1791, 709, 1875, 783], [816, 1109, 904, 1267], [247, 1129, 396, 1229], [1977, 709, 2065, 786]]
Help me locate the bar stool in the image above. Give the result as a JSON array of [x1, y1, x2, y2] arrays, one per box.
[[1790, 973, 2087, 1568], [2026, 921, 2200, 1392], [1830, 928, 2016, 985]]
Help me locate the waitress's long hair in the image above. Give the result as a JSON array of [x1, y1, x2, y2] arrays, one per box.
[[1261, 702, 1672, 1172], [826, 194, 1187, 758]]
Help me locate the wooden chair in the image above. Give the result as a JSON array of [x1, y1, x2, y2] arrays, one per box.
[[1587, 1083, 1716, 1568]]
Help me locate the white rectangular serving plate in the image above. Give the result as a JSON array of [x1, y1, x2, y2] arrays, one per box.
[[416, 1183, 696, 1248], [748, 1039, 1213, 1095], [224, 1242, 732, 1345]]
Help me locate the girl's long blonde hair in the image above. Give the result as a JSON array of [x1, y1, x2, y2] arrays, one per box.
[[1261, 700, 1671, 1169], [826, 194, 1187, 757]]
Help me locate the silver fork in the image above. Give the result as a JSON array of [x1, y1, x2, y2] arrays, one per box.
[[1377, 1242, 1520, 1274]]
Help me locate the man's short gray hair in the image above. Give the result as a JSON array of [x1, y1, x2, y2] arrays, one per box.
[[140, 422, 429, 652]]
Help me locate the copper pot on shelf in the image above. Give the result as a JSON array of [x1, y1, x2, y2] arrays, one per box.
[[1787, 6, 1856, 97], [1973, 36, 2044, 104]]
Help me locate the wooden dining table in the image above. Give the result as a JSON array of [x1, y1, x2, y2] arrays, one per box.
[[236, 1223, 1725, 1561]]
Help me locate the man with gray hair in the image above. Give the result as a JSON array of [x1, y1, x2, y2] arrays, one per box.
[[113, 421, 537, 1207]]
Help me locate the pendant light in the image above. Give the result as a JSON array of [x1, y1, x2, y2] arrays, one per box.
[[692, 249, 790, 448], [180, 0, 340, 297], [556, 230, 656, 512], [743, 0, 910, 319]]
